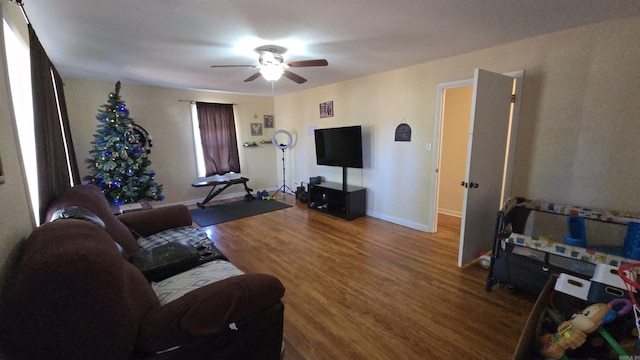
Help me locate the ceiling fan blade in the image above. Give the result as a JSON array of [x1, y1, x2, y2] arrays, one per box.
[[210, 64, 256, 68], [287, 59, 328, 68], [283, 70, 307, 84], [244, 72, 262, 82]]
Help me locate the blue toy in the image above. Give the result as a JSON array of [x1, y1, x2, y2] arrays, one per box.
[[564, 216, 587, 247]]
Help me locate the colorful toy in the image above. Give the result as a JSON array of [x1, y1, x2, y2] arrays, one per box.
[[540, 298, 631, 359], [618, 263, 640, 353], [256, 190, 270, 200]]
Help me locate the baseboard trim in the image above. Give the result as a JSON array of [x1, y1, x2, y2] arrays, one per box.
[[437, 208, 462, 218], [160, 189, 433, 234], [366, 210, 432, 233], [157, 187, 279, 208]]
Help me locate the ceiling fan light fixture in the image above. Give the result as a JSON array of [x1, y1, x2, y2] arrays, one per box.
[[260, 66, 284, 81], [212, 45, 327, 84], [259, 50, 284, 66]]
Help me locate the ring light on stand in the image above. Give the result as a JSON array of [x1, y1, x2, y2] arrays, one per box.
[[271, 130, 295, 197], [272, 129, 293, 149]]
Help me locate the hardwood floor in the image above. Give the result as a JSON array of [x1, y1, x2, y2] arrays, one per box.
[[193, 196, 536, 359]]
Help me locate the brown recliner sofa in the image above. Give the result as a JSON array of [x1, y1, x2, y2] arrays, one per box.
[[0, 185, 285, 360]]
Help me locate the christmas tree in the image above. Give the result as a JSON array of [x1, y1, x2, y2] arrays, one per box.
[[85, 81, 164, 205]]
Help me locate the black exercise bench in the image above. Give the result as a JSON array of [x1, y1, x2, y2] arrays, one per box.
[[192, 177, 253, 209]]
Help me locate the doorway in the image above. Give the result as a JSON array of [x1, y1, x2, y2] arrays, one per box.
[[436, 85, 472, 269], [430, 70, 523, 266], [438, 86, 472, 219]]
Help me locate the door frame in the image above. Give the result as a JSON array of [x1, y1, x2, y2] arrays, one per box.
[[428, 70, 524, 233]]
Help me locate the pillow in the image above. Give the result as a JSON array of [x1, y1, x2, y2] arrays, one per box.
[[50, 206, 128, 258], [45, 185, 139, 254], [50, 206, 107, 229]]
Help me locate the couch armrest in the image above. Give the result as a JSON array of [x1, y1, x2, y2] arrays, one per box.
[[118, 205, 192, 237], [137, 273, 285, 354]]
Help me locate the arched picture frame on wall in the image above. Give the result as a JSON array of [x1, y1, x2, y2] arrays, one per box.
[[395, 123, 411, 142]]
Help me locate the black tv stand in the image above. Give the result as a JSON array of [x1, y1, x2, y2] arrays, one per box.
[[308, 181, 366, 220], [342, 167, 348, 192]]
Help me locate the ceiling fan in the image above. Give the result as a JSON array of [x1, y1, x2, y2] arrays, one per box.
[[211, 45, 328, 84]]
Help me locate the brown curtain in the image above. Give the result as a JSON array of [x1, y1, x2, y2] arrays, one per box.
[[52, 66, 80, 184], [195, 102, 240, 176], [29, 24, 79, 224]]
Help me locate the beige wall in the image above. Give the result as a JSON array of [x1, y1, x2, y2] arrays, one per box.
[[438, 86, 472, 217], [0, 2, 36, 284], [63, 79, 278, 205], [275, 15, 640, 230], [1, 8, 639, 276]]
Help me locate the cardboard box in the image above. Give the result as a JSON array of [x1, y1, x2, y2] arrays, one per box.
[[513, 275, 556, 360], [513, 275, 636, 359]]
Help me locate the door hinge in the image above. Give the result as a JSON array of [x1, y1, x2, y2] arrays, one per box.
[[511, 94, 516, 103]]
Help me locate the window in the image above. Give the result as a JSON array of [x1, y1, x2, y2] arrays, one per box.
[[50, 68, 76, 187], [4, 14, 79, 225], [190, 102, 241, 178], [4, 18, 38, 224]]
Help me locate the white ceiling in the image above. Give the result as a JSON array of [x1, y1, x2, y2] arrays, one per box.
[[20, 0, 640, 97]]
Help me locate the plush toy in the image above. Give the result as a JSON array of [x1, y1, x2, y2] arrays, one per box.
[[539, 327, 587, 359], [540, 299, 631, 359]]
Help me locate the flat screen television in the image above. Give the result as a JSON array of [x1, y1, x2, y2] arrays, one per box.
[[314, 125, 363, 168]]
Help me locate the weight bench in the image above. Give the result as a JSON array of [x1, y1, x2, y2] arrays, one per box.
[[192, 177, 254, 209]]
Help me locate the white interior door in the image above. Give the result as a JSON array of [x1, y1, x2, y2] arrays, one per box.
[[458, 69, 514, 267]]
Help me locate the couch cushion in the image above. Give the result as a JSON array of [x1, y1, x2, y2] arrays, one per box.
[[152, 260, 245, 305], [117, 205, 193, 237], [137, 226, 211, 250], [0, 219, 160, 359], [45, 184, 139, 254], [138, 273, 285, 354]]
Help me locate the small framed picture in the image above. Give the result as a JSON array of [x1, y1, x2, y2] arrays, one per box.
[[251, 123, 263, 136], [264, 115, 274, 128], [320, 101, 334, 118]]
